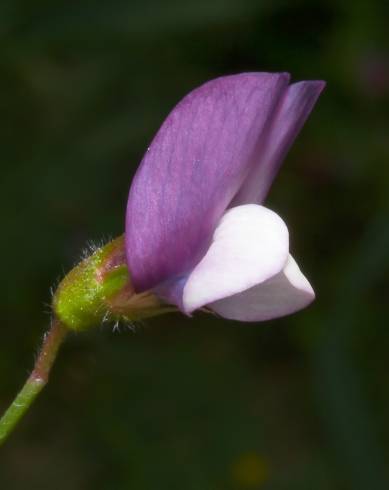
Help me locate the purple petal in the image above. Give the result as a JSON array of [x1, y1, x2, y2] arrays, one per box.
[[209, 255, 315, 321], [126, 73, 290, 292], [232, 80, 325, 206]]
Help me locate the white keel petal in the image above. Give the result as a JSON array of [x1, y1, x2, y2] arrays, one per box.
[[183, 204, 289, 313], [209, 255, 315, 322]]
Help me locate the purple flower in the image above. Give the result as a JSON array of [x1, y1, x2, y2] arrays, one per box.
[[125, 72, 325, 321]]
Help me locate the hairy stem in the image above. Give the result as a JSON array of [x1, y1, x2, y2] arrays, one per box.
[[0, 318, 67, 446]]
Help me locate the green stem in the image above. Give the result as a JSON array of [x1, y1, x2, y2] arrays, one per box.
[[0, 318, 67, 446]]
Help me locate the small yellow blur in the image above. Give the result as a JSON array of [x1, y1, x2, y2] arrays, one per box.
[[231, 452, 270, 488]]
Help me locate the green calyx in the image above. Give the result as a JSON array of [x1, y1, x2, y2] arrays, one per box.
[[53, 236, 172, 331], [53, 237, 128, 331]]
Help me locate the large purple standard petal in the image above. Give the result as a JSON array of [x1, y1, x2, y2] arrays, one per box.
[[126, 73, 290, 292], [232, 80, 325, 205]]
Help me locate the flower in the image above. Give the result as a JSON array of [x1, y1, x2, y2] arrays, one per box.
[[125, 72, 325, 321]]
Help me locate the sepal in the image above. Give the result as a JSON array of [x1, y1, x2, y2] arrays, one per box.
[[53, 236, 172, 331]]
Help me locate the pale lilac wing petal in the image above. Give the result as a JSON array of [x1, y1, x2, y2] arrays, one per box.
[[126, 73, 290, 292], [232, 80, 325, 205], [182, 204, 289, 313], [209, 255, 315, 321]]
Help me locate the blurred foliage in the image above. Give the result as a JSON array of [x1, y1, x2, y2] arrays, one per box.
[[1, 0, 389, 488]]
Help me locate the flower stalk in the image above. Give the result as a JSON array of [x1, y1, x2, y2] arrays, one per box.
[[0, 318, 67, 446], [0, 237, 170, 446]]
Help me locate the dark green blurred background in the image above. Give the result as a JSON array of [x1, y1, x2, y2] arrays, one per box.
[[1, 1, 389, 489]]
